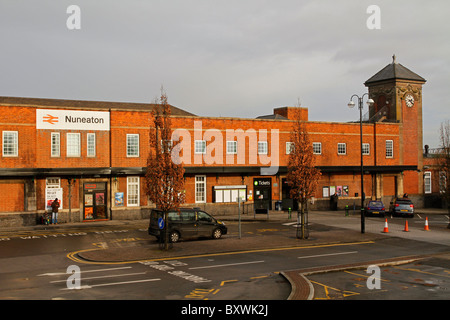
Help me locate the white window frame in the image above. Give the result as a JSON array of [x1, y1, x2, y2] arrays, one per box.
[[195, 175, 206, 203], [2, 131, 18, 157], [362, 143, 370, 155], [127, 176, 140, 206], [51, 132, 60, 157], [66, 133, 81, 157], [126, 134, 140, 157], [87, 133, 96, 157], [337, 143, 346, 155], [386, 140, 394, 158], [313, 142, 322, 155], [258, 141, 268, 155], [160, 140, 173, 153], [424, 171, 432, 194], [227, 141, 237, 154], [286, 142, 295, 155], [195, 140, 206, 154]]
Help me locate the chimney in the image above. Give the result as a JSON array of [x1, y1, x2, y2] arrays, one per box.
[[274, 107, 308, 121]]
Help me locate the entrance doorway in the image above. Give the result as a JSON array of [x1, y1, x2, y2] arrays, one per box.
[[282, 178, 298, 211], [83, 182, 108, 221], [253, 178, 272, 213]]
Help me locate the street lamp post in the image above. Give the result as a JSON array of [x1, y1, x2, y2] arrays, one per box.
[[348, 94, 374, 234]]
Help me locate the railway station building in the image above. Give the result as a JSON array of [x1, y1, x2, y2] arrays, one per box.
[[0, 59, 434, 227]]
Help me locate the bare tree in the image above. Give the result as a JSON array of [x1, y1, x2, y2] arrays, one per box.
[[287, 109, 321, 239], [145, 90, 185, 248], [438, 120, 450, 228]]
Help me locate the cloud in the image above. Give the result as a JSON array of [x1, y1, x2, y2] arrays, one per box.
[[0, 0, 448, 147]]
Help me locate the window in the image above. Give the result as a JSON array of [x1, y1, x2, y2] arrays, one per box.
[[258, 141, 268, 154], [87, 133, 96, 157], [386, 140, 394, 158], [46, 177, 61, 188], [424, 172, 432, 194], [227, 141, 237, 154], [127, 176, 140, 206], [439, 171, 447, 194], [127, 134, 139, 157], [51, 133, 60, 157], [195, 175, 206, 203], [2, 131, 18, 157], [195, 140, 206, 154], [362, 143, 370, 155], [337, 143, 346, 155], [286, 142, 294, 154], [313, 142, 322, 155], [67, 133, 80, 157], [160, 140, 173, 153]]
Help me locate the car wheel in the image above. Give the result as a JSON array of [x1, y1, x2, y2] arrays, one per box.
[[170, 231, 180, 243], [212, 228, 222, 239]]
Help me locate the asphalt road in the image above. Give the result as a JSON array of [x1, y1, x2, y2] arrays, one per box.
[[0, 212, 449, 302]]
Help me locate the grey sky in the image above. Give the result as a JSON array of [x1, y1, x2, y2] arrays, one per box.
[[1, 0, 449, 148]]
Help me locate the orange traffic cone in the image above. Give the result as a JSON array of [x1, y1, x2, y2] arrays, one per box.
[[383, 218, 389, 233], [424, 217, 430, 231], [403, 220, 409, 232]]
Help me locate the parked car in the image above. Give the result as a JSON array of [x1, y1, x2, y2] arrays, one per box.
[[364, 200, 385, 217], [148, 208, 227, 243], [389, 198, 414, 217]]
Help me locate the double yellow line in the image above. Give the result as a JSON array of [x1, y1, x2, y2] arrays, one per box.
[[67, 241, 375, 265]]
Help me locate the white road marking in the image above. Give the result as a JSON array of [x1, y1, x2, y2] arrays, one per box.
[[189, 260, 265, 270], [60, 278, 161, 290], [50, 272, 147, 283], [38, 266, 132, 277]]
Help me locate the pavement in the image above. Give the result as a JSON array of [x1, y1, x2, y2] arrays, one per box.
[[1, 207, 448, 300]]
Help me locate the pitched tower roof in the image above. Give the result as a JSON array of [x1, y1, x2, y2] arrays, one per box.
[[365, 55, 426, 85]]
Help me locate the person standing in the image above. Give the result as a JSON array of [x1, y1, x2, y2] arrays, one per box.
[[51, 198, 60, 224]]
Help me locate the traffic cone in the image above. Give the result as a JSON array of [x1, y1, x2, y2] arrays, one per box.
[[403, 220, 409, 232], [383, 218, 389, 233], [424, 217, 430, 231]]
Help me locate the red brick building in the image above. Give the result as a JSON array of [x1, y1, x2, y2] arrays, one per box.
[[0, 59, 432, 226]]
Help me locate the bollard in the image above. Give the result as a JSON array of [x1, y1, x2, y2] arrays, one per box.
[[288, 207, 292, 219], [345, 205, 349, 216]]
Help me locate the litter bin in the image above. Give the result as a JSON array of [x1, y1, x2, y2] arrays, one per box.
[[275, 201, 282, 211]]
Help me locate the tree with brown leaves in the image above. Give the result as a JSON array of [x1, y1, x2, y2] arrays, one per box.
[[145, 91, 185, 248], [287, 109, 321, 239]]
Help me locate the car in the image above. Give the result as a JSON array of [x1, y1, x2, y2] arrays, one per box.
[[364, 200, 385, 217], [389, 198, 414, 217], [148, 208, 227, 243]]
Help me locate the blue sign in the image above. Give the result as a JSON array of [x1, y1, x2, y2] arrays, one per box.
[[158, 217, 165, 230]]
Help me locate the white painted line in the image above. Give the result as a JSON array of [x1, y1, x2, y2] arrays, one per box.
[[297, 251, 358, 259], [282, 222, 298, 226], [189, 260, 265, 270], [38, 266, 132, 277], [50, 272, 147, 283], [60, 278, 161, 290]]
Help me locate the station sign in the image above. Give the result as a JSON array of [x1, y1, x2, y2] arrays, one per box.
[[36, 109, 110, 131]]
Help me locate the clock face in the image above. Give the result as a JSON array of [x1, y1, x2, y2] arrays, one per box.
[[405, 94, 415, 108]]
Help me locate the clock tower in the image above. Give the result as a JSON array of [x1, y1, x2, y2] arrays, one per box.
[[364, 55, 427, 195]]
